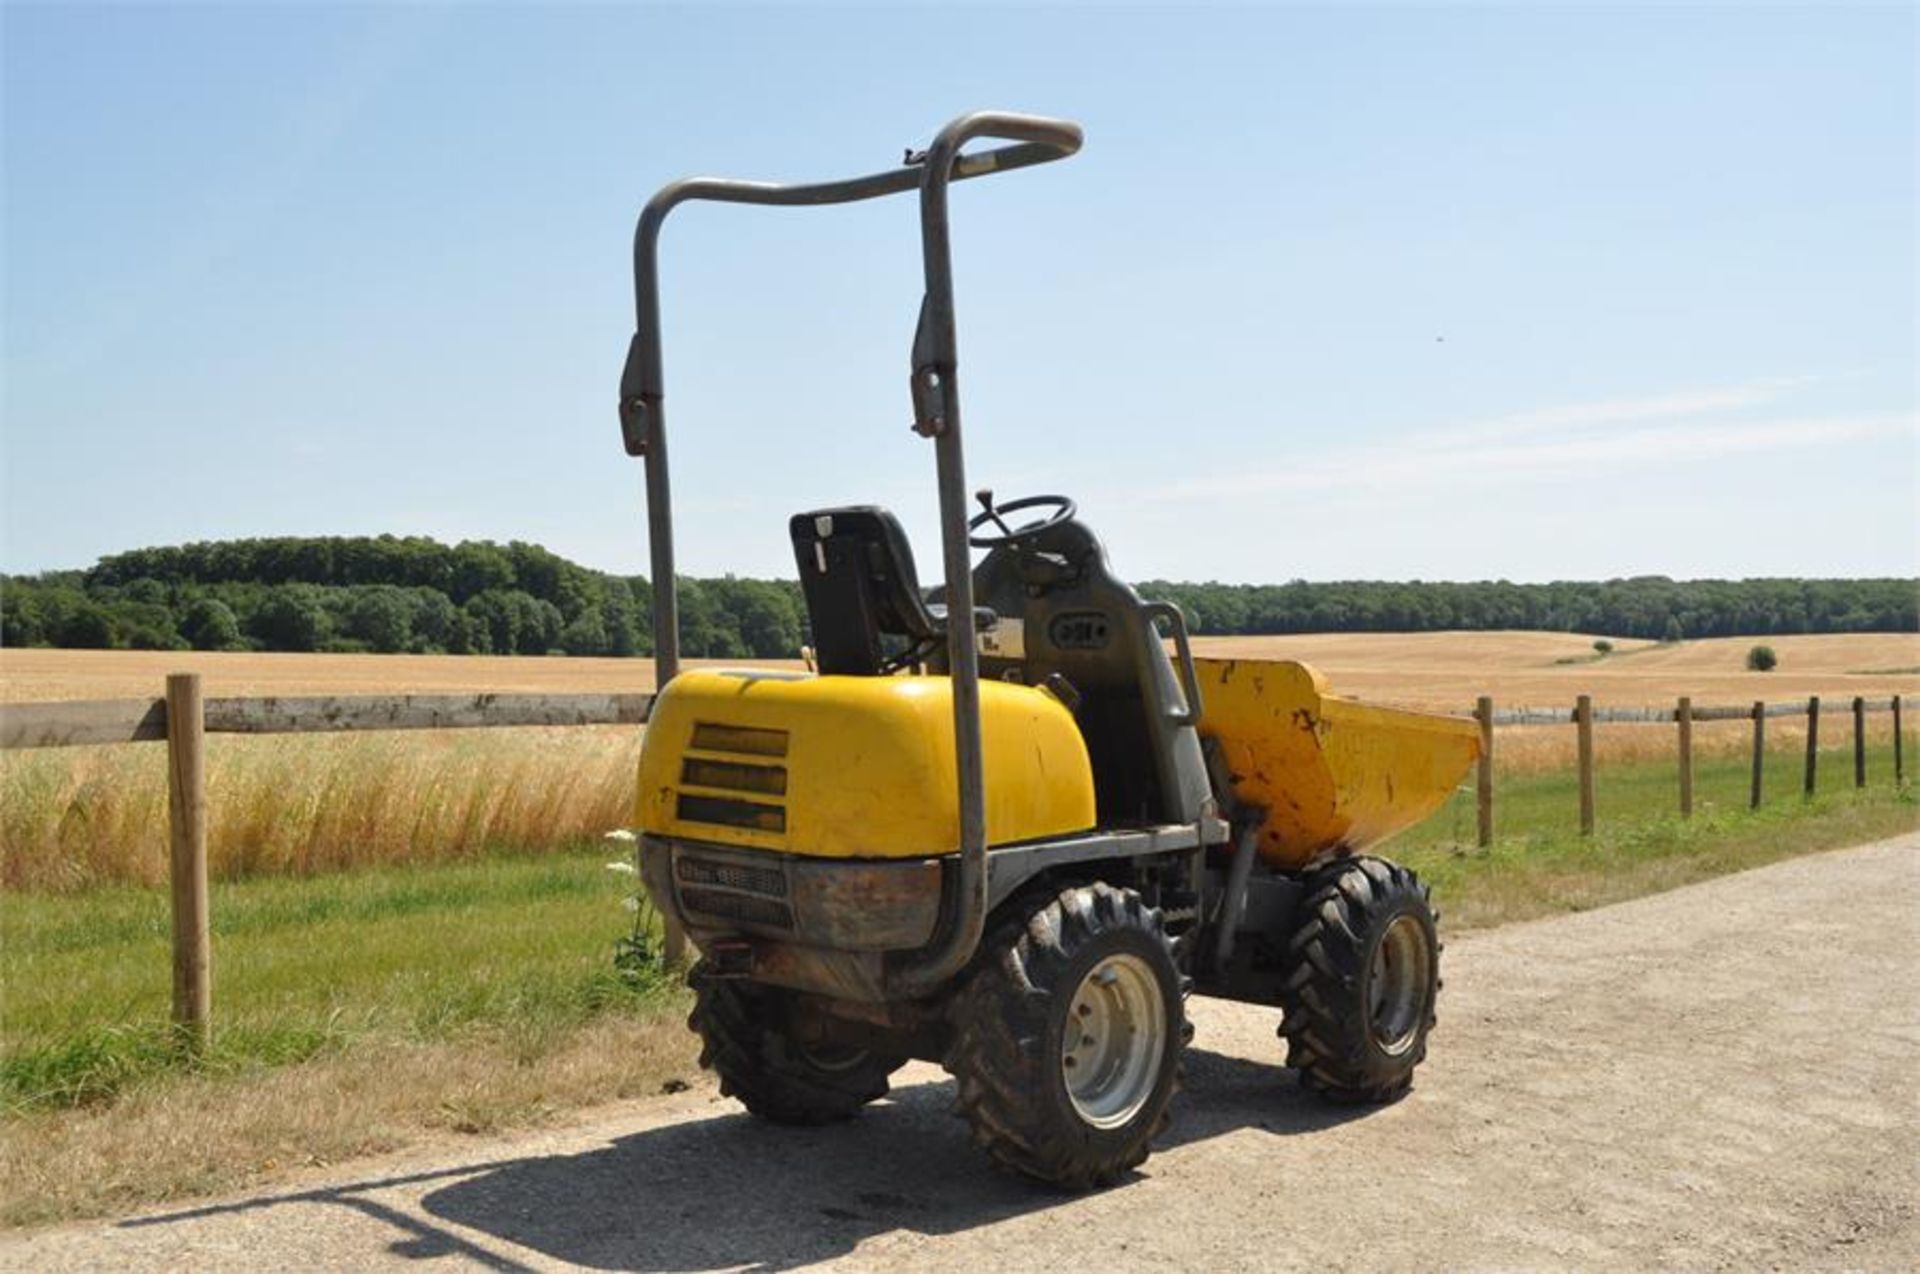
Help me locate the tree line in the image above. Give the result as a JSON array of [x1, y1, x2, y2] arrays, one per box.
[[0, 535, 1912, 658], [1138, 576, 1918, 643], [0, 536, 797, 659]]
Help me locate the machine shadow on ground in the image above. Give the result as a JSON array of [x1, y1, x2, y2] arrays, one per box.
[[418, 1048, 1373, 1271], [445, 1047, 1372, 1271], [119, 1048, 1377, 1273]]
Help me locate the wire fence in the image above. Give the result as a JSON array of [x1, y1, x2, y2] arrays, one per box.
[[1469, 693, 1907, 844]]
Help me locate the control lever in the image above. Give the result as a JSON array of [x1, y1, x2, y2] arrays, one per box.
[[974, 488, 1017, 540]]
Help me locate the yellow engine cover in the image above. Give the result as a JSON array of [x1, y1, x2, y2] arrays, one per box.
[[634, 669, 1096, 858]]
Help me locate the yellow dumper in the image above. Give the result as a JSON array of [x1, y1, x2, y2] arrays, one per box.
[[619, 110, 1481, 1189], [1196, 658, 1479, 868]]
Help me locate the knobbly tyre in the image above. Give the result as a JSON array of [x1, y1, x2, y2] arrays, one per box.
[[615, 112, 1478, 1187]]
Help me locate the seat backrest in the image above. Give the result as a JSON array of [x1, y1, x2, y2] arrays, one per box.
[[789, 507, 939, 676], [957, 517, 1213, 827]]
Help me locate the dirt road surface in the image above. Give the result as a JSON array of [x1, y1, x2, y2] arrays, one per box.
[[9, 834, 1917, 1272]]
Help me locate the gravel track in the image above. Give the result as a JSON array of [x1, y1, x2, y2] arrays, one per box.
[[9, 834, 1917, 1272]]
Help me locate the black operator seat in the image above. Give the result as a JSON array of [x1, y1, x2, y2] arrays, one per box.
[[789, 506, 995, 676]]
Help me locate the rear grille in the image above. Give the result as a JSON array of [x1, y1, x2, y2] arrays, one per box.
[[677, 856, 787, 897], [675, 851, 794, 931], [679, 887, 793, 929], [678, 721, 791, 843]]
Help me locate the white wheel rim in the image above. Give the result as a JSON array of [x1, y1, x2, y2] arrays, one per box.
[[1369, 914, 1430, 1056], [1061, 953, 1166, 1129]]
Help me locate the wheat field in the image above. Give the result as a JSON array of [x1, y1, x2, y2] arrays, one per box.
[[1189, 629, 1920, 711], [1191, 630, 1920, 771], [3, 633, 1914, 890], [6, 630, 1912, 707]]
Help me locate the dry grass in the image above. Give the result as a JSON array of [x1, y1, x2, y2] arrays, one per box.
[[0, 1012, 698, 1229], [4, 635, 1914, 889], [2, 728, 641, 892], [0, 650, 765, 891]]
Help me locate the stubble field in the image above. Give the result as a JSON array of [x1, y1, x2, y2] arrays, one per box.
[[7, 628, 1916, 705]]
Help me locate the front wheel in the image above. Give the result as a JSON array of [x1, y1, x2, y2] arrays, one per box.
[[1279, 856, 1440, 1103], [946, 881, 1184, 1189]]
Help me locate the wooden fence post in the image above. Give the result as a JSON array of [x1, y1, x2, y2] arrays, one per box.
[[1803, 695, 1819, 798], [1852, 696, 1866, 789], [1575, 694, 1595, 836], [165, 673, 211, 1053], [1749, 701, 1765, 810], [1676, 695, 1693, 818], [1475, 695, 1494, 848], [1896, 694, 1905, 784]]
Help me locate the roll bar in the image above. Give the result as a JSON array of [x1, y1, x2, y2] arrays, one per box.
[[619, 111, 1084, 997]]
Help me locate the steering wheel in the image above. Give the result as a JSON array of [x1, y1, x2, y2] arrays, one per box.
[[968, 490, 1077, 548]]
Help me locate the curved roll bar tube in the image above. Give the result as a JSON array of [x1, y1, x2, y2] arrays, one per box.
[[619, 111, 1084, 998]]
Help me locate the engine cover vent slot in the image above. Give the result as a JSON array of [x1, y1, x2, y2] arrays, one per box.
[[681, 757, 788, 797], [676, 793, 787, 834], [689, 722, 789, 757]]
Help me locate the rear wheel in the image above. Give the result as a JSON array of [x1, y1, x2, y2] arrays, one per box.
[[690, 972, 903, 1125], [1279, 856, 1440, 1103], [946, 881, 1184, 1188]]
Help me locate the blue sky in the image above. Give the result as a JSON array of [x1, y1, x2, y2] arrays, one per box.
[[4, 2, 1914, 584]]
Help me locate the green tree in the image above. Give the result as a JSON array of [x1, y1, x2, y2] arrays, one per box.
[[251, 587, 329, 652], [560, 609, 610, 656], [449, 542, 514, 601], [410, 590, 459, 652], [463, 591, 516, 656], [182, 598, 244, 650], [720, 578, 802, 657], [345, 587, 413, 654], [1746, 645, 1778, 672], [54, 599, 118, 649], [0, 579, 47, 646], [109, 600, 185, 650], [600, 578, 640, 657], [454, 609, 491, 655]]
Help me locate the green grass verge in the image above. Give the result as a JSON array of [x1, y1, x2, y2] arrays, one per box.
[[1392, 737, 1917, 927], [1, 849, 676, 1114], [4, 739, 1914, 1120]]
